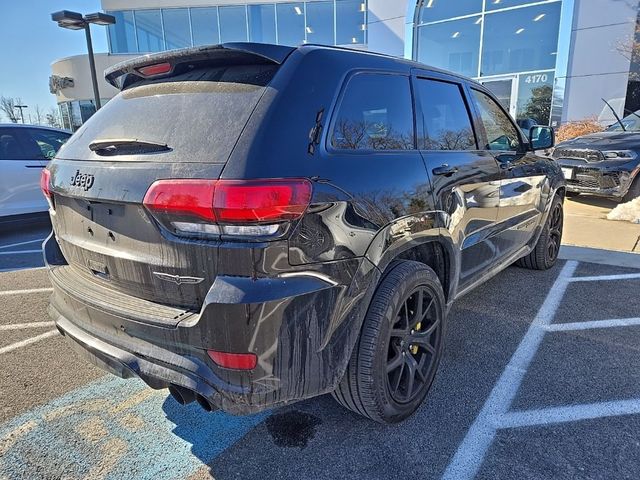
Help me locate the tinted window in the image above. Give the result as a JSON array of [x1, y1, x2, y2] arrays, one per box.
[[191, 7, 220, 46], [163, 8, 191, 50], [331, 74, 415, 151], [416, 79, 476, 151], [58, 64, 278, 164], [471, 89, 521, 151], [26, 129, 71, 159], [0, 129, 41, 160]]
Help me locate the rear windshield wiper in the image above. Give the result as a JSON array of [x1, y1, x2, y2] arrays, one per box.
[[89, 139, 171, 156]]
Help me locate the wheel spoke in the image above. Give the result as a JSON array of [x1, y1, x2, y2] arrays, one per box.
[[404, 354, 418, 400], [392, 362, 405, 396], [409, 289, 424, 327], [386, 349, 404, 373]]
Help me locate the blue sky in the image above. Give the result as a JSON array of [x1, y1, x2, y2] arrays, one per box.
[[0, 0, 108, 122]]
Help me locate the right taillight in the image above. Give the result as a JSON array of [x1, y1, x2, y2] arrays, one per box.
[[143, 178, 312, 239]]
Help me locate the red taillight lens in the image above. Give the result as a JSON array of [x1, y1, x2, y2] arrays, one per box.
[[207, 350, 257, 370], [143, 178, 312, 237], [213, 179, 312, 223], [137, 62, 172, 76], [143, 180, 216, 222], [40, 168, 51, 199]]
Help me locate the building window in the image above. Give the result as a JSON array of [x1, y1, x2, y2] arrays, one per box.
[[106, 2, 368, 54], [417, 17, 481, 79], [306, 1, 335, 45], [219, 6, 248, 43], [418, 0, 482, 24], [135, 9, 164, 52], [276, 3, 306, 46], [336, 0, 366, 45], [163, 8, 191, 50], [191, 7, 220, 46], [481, 3, 562, 76], [248, 4, 277, 44], [107, 10, 136, 53]]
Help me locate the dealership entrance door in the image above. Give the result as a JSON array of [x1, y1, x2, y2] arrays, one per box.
[[480, 71, 555, 127]]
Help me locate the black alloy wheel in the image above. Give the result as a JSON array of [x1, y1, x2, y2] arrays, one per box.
[[386, 286, 442, 404]]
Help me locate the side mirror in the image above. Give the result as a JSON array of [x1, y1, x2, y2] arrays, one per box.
[[529, 126, 555, 151]]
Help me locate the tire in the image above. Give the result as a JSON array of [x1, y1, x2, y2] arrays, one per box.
[[332, 260, 445, 424], [622, 176, 640, 203], [565, 191, 580, 199], [516, 195, 563, 270]]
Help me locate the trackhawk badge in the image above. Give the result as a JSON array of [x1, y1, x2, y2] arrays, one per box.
[[152, 272, 204, 285]]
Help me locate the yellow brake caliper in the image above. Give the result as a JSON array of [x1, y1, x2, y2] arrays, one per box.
[[410, 322, 421, 355]]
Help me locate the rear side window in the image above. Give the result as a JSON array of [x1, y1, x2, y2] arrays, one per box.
[[415, 78, 477, 151], [0, 128, 42, 160], [471, 89, 521, 152], [25, 129, 71, 159], [57, 64, 278, 163], [330, 73, 415, 151]]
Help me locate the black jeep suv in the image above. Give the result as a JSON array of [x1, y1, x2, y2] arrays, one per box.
[[553, 110, 640, 202], [42, 43, 563, 423]]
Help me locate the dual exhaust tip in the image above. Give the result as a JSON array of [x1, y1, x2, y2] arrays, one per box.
[[168, 384, 215, 412]]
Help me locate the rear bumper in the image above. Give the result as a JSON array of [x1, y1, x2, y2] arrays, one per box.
[[46, 246, 379, 414]]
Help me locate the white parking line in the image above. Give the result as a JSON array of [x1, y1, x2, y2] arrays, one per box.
[[0, 330, 58, 355], [0, 249, 42, 256], [0, 322, 55, 331], [0, 288, 52, 297], [571, 273, 640, 282], [442, 261, 579, 480], [0, 267, 46, 273], [545, 317, 640, 332], [499, 399, 640, 429], [0, 239, 45, 250]]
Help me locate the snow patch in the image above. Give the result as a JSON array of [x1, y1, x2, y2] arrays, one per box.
[[607, 197, 640, 223]]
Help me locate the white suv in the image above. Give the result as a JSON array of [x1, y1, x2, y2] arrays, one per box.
[[0, 124, 70, 219]]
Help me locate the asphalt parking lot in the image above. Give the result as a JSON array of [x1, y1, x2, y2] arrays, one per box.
[[1, 225, 640, 479]]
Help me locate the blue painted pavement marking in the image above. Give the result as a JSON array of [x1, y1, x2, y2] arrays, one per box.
[[0, 376, 267, 479]]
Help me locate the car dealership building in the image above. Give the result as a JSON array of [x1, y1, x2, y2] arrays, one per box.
[[51, 0, 640, 131]]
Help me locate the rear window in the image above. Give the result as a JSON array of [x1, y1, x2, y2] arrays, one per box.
[[57, 64, 277, 163]]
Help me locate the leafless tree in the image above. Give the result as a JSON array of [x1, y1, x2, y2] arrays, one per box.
[[46, 107, 62, 129], [0, 96, 20, 123], [33, 105, 44, 125]]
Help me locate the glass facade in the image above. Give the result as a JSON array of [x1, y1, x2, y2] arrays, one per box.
[[107, 1, 367, 53], [415, 0, 562, 126]]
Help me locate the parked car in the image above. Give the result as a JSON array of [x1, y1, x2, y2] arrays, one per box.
[[42, 43, 563, 424], [0, 124, 71, 220], [553, 110, 640, 202]]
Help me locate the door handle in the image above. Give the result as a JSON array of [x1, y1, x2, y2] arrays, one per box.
[[432, 164, 458, 177]]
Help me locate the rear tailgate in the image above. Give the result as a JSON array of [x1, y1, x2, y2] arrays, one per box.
[[48, 46, 291, 311]]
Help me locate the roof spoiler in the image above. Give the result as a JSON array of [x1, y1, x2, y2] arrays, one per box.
[[104, 43, 296, 90]]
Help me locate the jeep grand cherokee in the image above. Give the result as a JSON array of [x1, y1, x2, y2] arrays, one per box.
[[42, 43, 564, 423]]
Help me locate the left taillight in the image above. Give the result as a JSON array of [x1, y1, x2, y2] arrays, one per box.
[[40, 168, 51, 199], [143, 178, 312, 239]]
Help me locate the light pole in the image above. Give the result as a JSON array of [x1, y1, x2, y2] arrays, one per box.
[[14, 104, 28, 124], [51, 11, 115, 111]]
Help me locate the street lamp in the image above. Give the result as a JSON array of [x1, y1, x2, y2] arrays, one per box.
[[51, 10, 115, 111], [14, 104, 28, 124]]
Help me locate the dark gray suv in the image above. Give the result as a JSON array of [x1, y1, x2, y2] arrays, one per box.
[[42, 43, 563, 423]]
